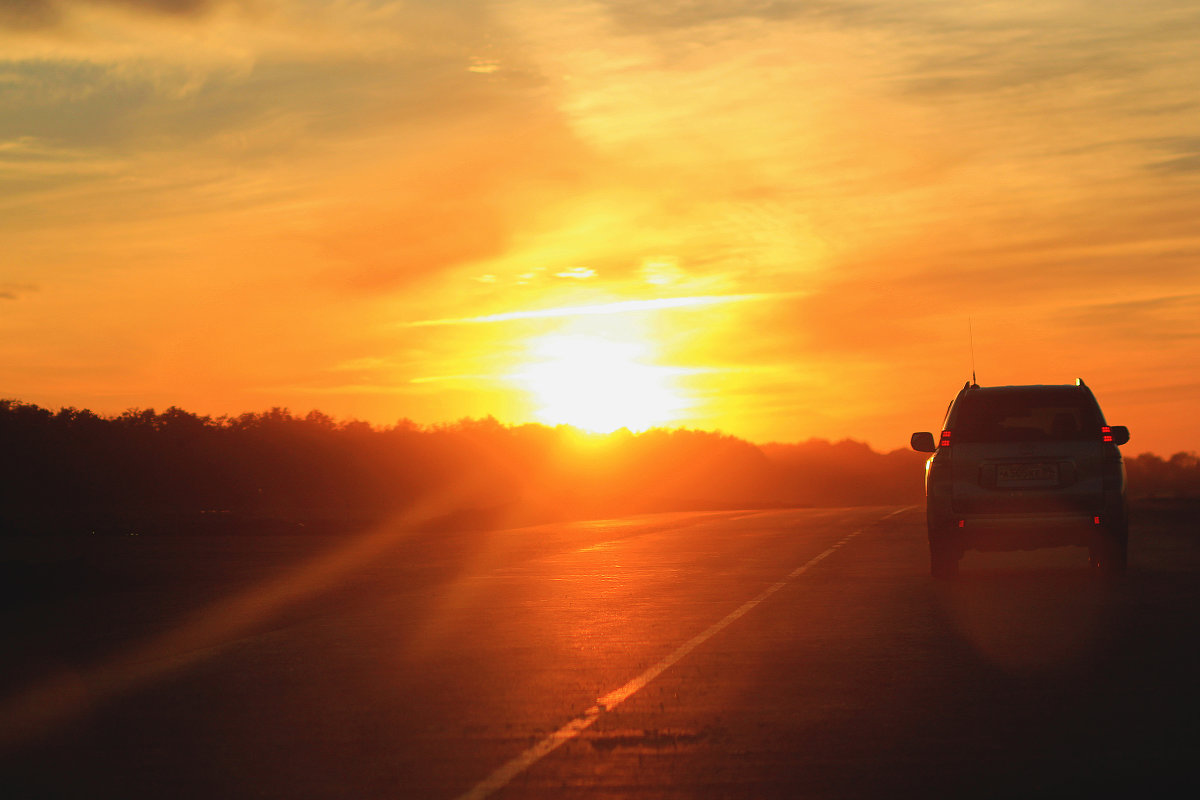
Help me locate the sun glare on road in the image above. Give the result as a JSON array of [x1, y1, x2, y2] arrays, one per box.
[[512, 333, 687, 433]]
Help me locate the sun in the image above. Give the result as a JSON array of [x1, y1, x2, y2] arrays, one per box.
[[512, 333, 688, 433]]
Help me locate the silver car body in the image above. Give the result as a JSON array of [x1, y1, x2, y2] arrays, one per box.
[[912, 380, 1129, 576]]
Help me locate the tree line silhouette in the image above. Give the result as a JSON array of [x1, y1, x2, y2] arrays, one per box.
[[1, 399, 1195, 536]]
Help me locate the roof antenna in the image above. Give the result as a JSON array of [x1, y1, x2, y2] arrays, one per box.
[[969, 316, 977, 385]]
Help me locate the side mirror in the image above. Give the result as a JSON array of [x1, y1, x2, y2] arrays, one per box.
[[911, 431, 937, 453], [1109, 425, 1130, 446]]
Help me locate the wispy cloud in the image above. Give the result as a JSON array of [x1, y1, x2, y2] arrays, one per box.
[[1065, 294, 1200, 344], [0, 283, 37, 300], [555, 267, 596, 280], [409, 374, 497, 385], [0, 0, 247, 31], [404, 293, 785, 327]]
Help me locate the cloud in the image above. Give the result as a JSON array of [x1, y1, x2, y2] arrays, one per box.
[[601, 0, 878, 34], [555, 267, 596, 280], [1141, 137, 1200, 174], [0, 0, 61, 29], [0, 283, 38, 300], [1066, 294, 1200, 343], [0, 0, 574, 268], [1075, 293, 1200, 316], [1148, 154, 1200, 174], [0, 54, 495, 156], [101, 0, 219, 13], [0, 0, 235, 30], [405, 293, 780, 327], [308, 106, 597, 292], [314, 199, 513, 293]]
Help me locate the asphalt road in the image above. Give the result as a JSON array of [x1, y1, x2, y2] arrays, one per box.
[[3, 503, 1199, 798]]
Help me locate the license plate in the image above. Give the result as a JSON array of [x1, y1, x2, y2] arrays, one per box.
[[997, 462, 1058, 484]]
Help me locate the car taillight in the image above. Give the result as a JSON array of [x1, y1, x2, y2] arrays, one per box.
[[939, 430, 952, 448], [1101, 426, 1113, 443]]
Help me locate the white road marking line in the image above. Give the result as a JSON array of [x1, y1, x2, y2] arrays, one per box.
[[455, 705, 603, 800], [455, 507, 914, 800]]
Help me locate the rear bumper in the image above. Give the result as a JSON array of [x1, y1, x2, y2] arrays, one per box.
[[954, 513, 1101, 551]]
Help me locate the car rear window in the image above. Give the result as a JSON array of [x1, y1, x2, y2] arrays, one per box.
[[952, 389, 1103, 443]]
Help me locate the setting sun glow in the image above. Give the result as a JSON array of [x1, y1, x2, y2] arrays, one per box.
[[512, 334, 687, 433]]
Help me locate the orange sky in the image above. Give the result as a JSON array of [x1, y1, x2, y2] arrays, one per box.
[[2, 1, 1198, 455]]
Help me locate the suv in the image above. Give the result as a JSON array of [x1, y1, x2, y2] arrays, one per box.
[[911, 380, 1130, 578]]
